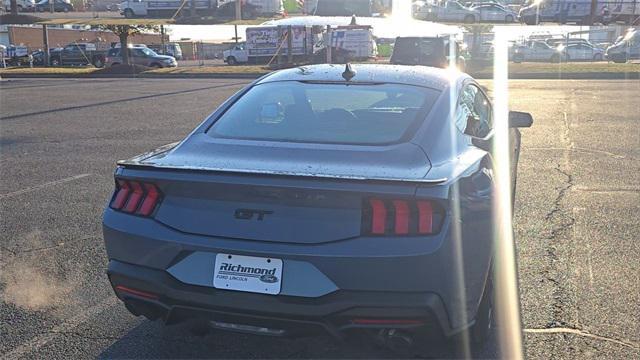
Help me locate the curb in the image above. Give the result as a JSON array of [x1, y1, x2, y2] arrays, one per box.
[[1, 72, 638, 80]]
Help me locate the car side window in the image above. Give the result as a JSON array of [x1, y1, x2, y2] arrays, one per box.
[[455, 84, 492, 138]]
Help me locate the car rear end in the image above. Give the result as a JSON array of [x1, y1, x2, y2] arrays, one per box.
[[105, 48, 121, 67], [103, 70, 493, 339]]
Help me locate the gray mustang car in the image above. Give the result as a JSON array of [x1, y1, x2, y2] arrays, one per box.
[[103, 64, 532, 353]]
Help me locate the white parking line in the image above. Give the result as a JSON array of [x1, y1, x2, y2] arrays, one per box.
[[0, 174, 92, 200], [2, 298, 118, 359]]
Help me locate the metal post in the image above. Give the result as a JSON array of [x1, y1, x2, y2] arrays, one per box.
[[235, 0, 242, 20], [160, 25, 166, 55], [277, 26, 283, 65], [326, 25, 332, 64], [42, 24, 49, 66], [50, 0, 54, 13], [234, 24, 239, 44], [287, 25, 293, 64]]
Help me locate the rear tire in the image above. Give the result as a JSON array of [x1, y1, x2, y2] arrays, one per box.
[[550, 53, 561, 63], [593, 53, 603, 61], [227, 56, 237, 65], [50, 57, 60, 66], [124, 8, 134, 18], [505, 15, 514, 23]]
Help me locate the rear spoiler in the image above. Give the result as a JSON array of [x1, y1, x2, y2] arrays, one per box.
[[116, 143, 448, 186]]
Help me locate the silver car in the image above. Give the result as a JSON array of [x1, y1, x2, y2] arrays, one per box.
[[414, 0, 479, 23], [470, 3, 518, 22], [512, 41, 565, 63], [563, 43, 605, 61], [105, 46, 177, 68]]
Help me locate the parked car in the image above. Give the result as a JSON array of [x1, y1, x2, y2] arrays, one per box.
[[119, 0, 259, 19], [391, 36, 467, 71], [49, 43, 107, 67], [3, 0, 35, 11], [103, 63, 532, 354], [413, 0, 479, 23], [470, 3, 518, 22], [605, 28, 639, 63], [35, 0, 73, 12], [512, 40, 565, 62], [562, 43, 605, 61], [105, 46, 177, 68]]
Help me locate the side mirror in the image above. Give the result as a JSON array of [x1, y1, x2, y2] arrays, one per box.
[[509, 111, 533, 128]]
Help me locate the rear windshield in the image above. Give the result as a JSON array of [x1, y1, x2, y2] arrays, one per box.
[[391, 38, 446, 66], [207, 81, 440, 145]]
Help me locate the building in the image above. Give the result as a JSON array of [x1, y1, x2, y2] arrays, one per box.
[[1, 25, 168, 52]]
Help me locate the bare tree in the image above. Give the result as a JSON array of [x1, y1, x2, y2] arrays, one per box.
[[98, 25, 160, 65]]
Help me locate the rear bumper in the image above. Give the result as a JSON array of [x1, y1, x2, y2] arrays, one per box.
[[108, 259, 455, 337], [103, 171, 494, 338]]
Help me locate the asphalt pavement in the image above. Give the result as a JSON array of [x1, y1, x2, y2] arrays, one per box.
[[0, 78, 638, 359]]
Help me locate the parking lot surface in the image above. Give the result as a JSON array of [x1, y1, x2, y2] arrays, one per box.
[[0, 78, 638, 359]]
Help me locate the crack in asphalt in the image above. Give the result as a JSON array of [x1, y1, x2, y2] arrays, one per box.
[[524, 327, 639, 350], [0, 173, 92, 199], [541, 111, 576, 331], [0, 235, 100, 268]]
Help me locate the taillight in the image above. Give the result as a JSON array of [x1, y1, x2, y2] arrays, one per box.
[[110, 179, 162, 217], [362, 198, 443, 236]]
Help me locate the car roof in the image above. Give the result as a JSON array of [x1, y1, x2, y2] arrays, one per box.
[[257, 64, 465, 91]]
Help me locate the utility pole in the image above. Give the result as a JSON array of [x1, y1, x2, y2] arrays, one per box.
[[235, 0, 242, 21], [42, 24, 50, 67], [50, 0, 54, 13]]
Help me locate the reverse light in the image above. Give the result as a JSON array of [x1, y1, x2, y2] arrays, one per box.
[[110, 179, 162, 217], [115, 285, 159, 300], [362, 198, 443, 236]]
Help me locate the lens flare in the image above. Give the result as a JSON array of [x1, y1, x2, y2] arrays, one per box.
[[492, 27, 525, 360]]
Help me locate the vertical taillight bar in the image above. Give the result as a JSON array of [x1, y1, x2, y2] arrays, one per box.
[[392, 200, 410, 235], [417, 201, 433, 234], [110, 180, 131, 210], [123, 181, 144, 213], [137, 183, 160, 216], [369, 199, 387, 235]]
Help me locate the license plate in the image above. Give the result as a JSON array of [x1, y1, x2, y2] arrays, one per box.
[[213, 253, 283, 295]]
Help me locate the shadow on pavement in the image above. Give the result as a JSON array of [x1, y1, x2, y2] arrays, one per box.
[[97, 316, 499, 359]]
